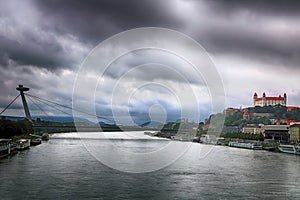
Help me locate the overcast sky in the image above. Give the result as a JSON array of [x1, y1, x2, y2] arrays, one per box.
[[0, 0, 300, 124]]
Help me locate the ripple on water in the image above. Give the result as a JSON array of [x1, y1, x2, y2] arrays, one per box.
[[1, 133, 300, 199]]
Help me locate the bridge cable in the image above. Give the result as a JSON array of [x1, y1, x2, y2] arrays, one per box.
[[26, 95, 51, 117], [27, 95, 73, 117], [0, 94, 21, 115], [25, 93, 115, 122]]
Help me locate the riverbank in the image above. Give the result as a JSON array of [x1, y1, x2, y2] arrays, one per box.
[[148, 131, 297, 155]]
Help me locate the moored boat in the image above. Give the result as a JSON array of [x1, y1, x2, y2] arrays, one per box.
[[15, 139, 30, 150], [192, 136, 200, 143], [295, 145, 300, 155], [278, 144, 300, 154], [0, 139, 11, 158], [229, 141, 262, 150], [41, 133, 49, 141], [30, 138, 42, 146], [252, 142, 263, 150]]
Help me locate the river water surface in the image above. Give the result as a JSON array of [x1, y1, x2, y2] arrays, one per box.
[[1, 131, 300, 199]]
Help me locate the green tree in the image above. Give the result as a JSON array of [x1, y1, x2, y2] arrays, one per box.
[[0, 119, 34, 138]]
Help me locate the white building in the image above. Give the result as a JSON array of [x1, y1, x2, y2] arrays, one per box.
[[253, 92, 287, 107]]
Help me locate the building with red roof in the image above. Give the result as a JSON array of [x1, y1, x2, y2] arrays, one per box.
[[275, 119, 295, 125], [243, 111, 250, 120], [253, 92, 287, 107], [287, 106, 299, 111]]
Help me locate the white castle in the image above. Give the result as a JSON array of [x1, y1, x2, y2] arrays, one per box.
[[253, 92, 287, 107]]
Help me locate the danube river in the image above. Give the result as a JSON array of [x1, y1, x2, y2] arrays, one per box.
[[1, 131, 300, 199]]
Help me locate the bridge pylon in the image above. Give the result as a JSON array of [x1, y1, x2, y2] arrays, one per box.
[[16, 85, 32, 121]]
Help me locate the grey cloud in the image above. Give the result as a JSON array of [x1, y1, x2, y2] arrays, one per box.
[[0, 0, 183, 72], [206, 0, 300, 17], [202, 25, 300, 68], [1, 0, 300, 121], [183, 0, 300, 69], [102, 50, 207, 85], [2, 0, 299, 73], [33, 0, 182, 44], [0, 35, 76, 70], [95, 98, 182, 124]]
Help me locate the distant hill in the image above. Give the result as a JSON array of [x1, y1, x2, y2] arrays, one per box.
[[0, 115, 25, 121], [98, 121, 116, 125], [139, 121, 163, 127], [33, 116, 95, 124]]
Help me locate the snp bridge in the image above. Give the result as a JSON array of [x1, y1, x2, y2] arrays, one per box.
[[0, 85, 162, 133], [0, 85, 120, 132]]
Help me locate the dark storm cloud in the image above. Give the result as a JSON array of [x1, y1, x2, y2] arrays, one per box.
[[0, 0, 183, 72], [33, 0, 182, 44], [1, 0, 299, 72], [206, 0, 300, 16], [202, 25, 300, 68], [179, 0, 300, 69], [0, 35, 75, 70]]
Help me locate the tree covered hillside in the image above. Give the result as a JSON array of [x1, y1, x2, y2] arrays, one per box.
[[224, 105, 300, 127]]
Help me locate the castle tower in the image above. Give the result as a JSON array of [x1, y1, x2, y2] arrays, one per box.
[[262, 92, 266, 106], [16, 85, 32, 121], [253, 92, 257, 106], [284, 93, 287, 106]]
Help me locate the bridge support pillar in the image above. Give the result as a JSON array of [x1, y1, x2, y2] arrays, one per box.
[[16, 85, 32, 121]]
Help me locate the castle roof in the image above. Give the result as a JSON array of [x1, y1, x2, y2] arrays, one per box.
[[266, 97, 284, 100], [254, 93, 286, 101], [254, 92, 286, 100], [256, 97, 284, 101]]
